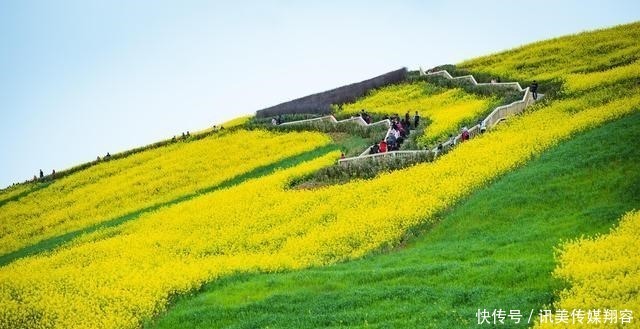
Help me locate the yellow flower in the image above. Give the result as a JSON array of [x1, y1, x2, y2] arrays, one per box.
[[536, 210, 640, 328], [0, 129, 330, 256], [1, 87, 638, 329], [341, 82, 495, 144]]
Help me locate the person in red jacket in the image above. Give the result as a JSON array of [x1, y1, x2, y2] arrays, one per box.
[[461, 127, 470, 141], [379, 140, 387, 153]]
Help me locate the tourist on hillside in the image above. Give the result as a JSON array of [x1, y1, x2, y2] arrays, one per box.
[[105, 152, 111, 159], [414, 111, 420, 129], [340, 153, 345, 159], [39, 169, 43, 179], [379, 140, 387, 153], [461, 127, 470, 141], [392, 127, 404, 146], [387, 131, 397, 150], [186, 131, 190, 137], [531, 80, 539, 100], [448, 134, 456, 147], [271, 118, 277, 125], [52, 169, 55, 176], [405, 111, 410, 124], [393, 127, 401, 139], [476, 119, 486, 134], [277, 115, 283, 125], [369, 143, 379, 154], [401, 120, 410, 136]]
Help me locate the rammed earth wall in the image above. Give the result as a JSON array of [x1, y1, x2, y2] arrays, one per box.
[[256, 68, 407, 117]]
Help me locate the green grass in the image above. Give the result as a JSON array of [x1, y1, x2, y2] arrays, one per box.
[[328, 132, 370, 157], [147, 111, 640, 329]]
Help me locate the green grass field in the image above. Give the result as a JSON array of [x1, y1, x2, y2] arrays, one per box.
[[147, 111, 640, 329]]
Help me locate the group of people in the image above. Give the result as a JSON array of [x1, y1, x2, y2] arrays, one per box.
[[368, 111, 420, 155], [436, 115, 494, 152], [361, 110, 421, 130], [96, 152, 111, 162], [171, 131, 191, 142], [437, 127, 472, 152]]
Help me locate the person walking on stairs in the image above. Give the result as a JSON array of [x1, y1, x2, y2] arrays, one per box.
[[530, 80, 539, 100]]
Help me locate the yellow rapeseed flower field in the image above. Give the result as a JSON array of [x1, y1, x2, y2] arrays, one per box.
[[2, 21, 639, 329], [0, 130, 330, 256], [191, 115, 253, 135], [536, 210, 640, 329], [1, 83, 638, 328], [340, 81, 496, 144], [459, 22, 640, 83], [0, 151, 342, 329], [219, 115, 253, 128], [564, 59, 640, 92], [0, 183, 38, 204]]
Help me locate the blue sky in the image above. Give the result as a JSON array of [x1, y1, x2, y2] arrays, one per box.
[[0, 0, 638, 188]]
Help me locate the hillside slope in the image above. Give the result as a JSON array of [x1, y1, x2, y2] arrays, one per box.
[[149, 22, 640, 328], [0, 22, 639, 329], [150, 107, 640, 329]]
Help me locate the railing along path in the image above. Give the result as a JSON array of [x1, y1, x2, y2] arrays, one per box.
[[278, 69, 542, 164]]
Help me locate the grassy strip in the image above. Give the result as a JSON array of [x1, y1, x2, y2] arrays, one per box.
[[290, 152, 435, 190], [0, 144, 340, 267], [326, 133, 370, 157], [148, 112, 640, 329], [0, 181, 53, 207]]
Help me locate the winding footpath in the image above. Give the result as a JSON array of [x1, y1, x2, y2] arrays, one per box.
[[278, 69, 543, 163]]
